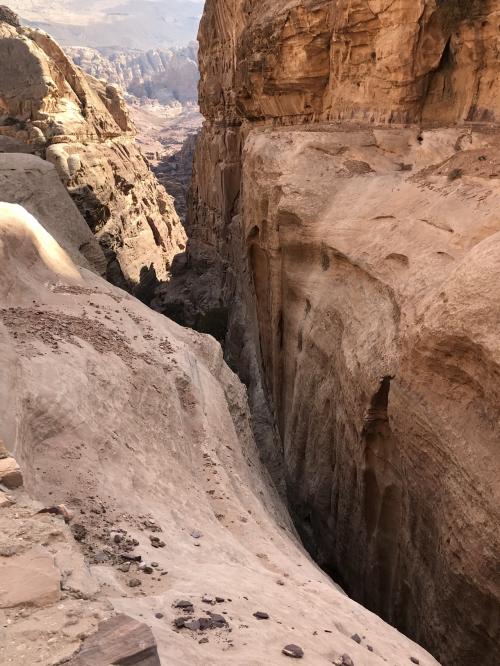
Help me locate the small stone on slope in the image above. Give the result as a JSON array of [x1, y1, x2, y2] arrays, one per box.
[[71, 523, 87, 541], [128, 579, 142, 588], [0, 491, 13, 508], [202, 595, 215, 604], [282, 644, 304, 659], [253, 611, 269, 619], [0, 456, 23, 489], [174, 600, 194, 609]]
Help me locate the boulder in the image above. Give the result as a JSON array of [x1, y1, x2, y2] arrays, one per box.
[[68, 614, 160, 666], [0, 456, 22, 489]]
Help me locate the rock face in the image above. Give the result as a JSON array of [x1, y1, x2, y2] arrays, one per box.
[[198, 0, 498, 125], [0, 16, 186, 300], [184, 1, 500, 665], [0, 167, 438, 665]]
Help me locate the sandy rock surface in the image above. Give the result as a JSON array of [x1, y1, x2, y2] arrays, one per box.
[[0, 185, 439, 665]]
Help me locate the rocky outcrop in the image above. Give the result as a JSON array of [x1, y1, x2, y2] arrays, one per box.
[[0, 15, 186, 300], [183, 1, 500, 664], [64, 45, 200, 224], [0, 5, 20, 27], [0, 165, 438, 665], [0, 438, 23, 490]]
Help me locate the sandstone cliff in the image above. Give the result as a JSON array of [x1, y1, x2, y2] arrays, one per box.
[[0, 159, 438, 665], [182, 1, 500, 664], [0, 15, 186, 300]]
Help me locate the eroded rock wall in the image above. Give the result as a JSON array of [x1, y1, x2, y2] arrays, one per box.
[[240, 125, 500, 665], [0, 17, 186, 299], [186, 1, 500, 664], [198, 0, 499, 125]]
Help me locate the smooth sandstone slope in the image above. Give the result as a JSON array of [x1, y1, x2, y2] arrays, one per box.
[[178, 1, 500, 664], [0, 153, 106, 275], [0, 14, 186, 298], [0, 167, 438, 665]]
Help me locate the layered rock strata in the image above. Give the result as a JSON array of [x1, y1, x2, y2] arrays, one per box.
[[183, 1, 500, 664], [0, 15, 186, 299], [0, 161, 438, 665]]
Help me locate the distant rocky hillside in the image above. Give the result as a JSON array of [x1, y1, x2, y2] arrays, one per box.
[[67, 44, 199, 106], [65, 34, 201, 226]]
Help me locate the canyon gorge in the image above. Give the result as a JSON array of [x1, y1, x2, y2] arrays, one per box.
[[0, 1, 499, 665]]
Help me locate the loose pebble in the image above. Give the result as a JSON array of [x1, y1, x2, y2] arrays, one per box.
[[282, 644, 304, 659]]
